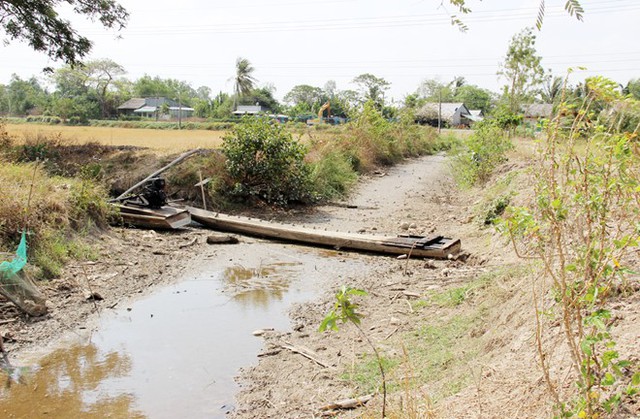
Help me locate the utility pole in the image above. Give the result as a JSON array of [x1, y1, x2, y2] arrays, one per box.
[[438, 89, 442, 134], [178, 91, 182, 130]]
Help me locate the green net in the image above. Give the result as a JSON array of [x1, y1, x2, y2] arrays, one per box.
[[0, 232, 47, 316], [0, 231, 27, 276]]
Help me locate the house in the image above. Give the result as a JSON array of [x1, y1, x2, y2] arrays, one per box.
[[468, 109, 484, 121], [415, 102, 472, 127], [117, 97, 195, 119], [523, 103, 553, 131], [524, 103, 553, 122], [233, 105, 265, 116]]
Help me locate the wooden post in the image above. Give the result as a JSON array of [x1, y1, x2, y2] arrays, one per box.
[[199, 170, 207, 211]]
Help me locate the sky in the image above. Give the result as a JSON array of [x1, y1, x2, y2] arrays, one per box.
[[1, 0, 638, 103]]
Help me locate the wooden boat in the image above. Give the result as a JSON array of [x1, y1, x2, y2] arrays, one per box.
[[114, 204, 191, 229], [187, 207, 461, 259]]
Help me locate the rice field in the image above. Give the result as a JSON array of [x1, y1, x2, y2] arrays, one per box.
[[4, 124, 226, 152]]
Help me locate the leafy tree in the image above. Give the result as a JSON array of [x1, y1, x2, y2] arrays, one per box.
[[3, 74, 47, 115], [453, 85, 493, 113], [498, 27, 545, 112], [50, 59, 126, 118], [283, 84, 324, 112], [352, 73, 390, 109], [131, 76, 196, 106], [196, 86, 212, 101], [416, 78, 455, 103], [623, 79, 640, 100], [51, 94, 98, 122], [211, 94, 234, 119], [232, 57, 257, 109], [133, 75, 173, 99], [0, 0, 128, 67], [87, 59, 126, 117], [403, 93, 420, 109], [52, 59, 126, 117], [244, 86, 281, 113], [323, 80, 337, 98]]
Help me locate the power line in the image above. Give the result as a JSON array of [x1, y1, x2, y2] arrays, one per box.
[[78, 1, 639, 36]]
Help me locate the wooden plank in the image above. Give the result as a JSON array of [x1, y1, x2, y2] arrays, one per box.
[[186, 207, 460, 259], [115, 205, 191, 229]]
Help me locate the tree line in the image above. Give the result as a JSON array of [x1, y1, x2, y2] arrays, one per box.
[[1, 27, 638, 124]]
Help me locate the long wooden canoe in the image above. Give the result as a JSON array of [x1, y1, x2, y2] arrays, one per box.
[[187, 207, 461, 259], [114, 204, 191, 229]]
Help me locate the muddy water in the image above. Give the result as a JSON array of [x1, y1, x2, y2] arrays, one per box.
[[0, 246, 366, 418]]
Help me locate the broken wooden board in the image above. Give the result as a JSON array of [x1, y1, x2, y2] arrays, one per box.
[[114, 204, 191, 230], [186, 207, 461, 259]]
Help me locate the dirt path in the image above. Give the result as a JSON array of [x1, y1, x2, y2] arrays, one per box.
[[229, 155, 514, 418]]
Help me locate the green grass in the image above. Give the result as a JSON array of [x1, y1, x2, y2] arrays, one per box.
[[0, 162, 110, 279], [341, 354, 400, 394], [472, 169, 522, 226]]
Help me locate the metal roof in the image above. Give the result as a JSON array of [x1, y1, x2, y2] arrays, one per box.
[[133, 106, 157, 113], [416, 102, 469, 120]]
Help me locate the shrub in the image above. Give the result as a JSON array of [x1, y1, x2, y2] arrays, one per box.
[[501, 77, 640, 416], [333, 103, 445, 173], [309, 150, 358, 200], [222, 118, 313, 205], [451, 120, 513, 187]]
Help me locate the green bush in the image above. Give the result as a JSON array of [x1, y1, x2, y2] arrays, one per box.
[[309, 150, 358, 200], [222, 118, 313, 205], [452, 120, 513, 187]]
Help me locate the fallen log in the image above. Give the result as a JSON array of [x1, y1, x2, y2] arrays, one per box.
[[319, 394, 374, 411]]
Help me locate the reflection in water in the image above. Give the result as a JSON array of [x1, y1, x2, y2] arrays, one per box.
[[0, 344, 142, 418], [223, 262, 300, 308], [0, 248, 368, 418]]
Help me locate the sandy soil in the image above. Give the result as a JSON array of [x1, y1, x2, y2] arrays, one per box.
[[228, 154, 527, 418], [1, 152, 638, 418]]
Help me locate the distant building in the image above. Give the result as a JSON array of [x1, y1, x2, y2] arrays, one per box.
[[523, 103, 553, 122], [523, 103, 553, 130], [117, 97, 194, 119], [415, 102, 472, 127], [468, 109, 485, 121], [233, 105, 265, 116]]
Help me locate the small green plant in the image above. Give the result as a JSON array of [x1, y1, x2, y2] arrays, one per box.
[[320, 286, 387, 418], [481, 193, 512, 225], [451, 119, 513, 187]]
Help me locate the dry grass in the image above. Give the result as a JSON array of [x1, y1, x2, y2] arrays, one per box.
[[4, 124, 225, 152]]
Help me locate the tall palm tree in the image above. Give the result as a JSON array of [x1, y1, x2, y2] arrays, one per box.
[[232, 57, 257, 109]]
